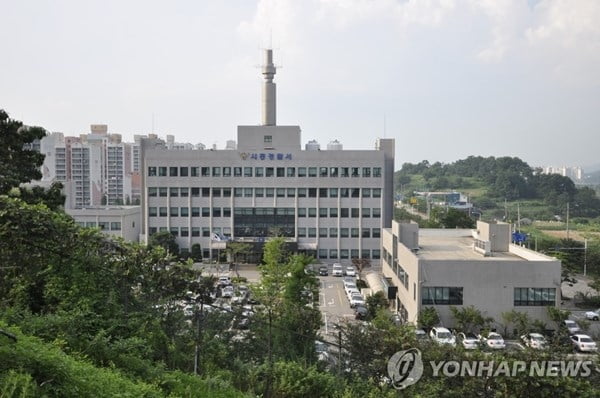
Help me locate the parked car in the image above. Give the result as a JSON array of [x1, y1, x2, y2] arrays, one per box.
[[457, 332, 480, 350], [562, 319, 581, 335], [344, 282, 358, 295], [429, 327, 456, 346], [332, 263, 343, 277], [585, 310, 600, 321], [521, 333, 547, 349], [221, 285, 234, 298], [354, 305, 368, 320], [345, 266, 356, 277], [217, 276, 231, 287], [570, 334, 598, 352], [479, 332, 505, 349], [346, 287, 360, 300], [319, 265, 328, 276], [415, 329, 428, 341], [349, 293, 365, 308]]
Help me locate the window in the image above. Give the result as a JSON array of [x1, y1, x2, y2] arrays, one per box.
[[329, 249, 338, 259], [202, 188, 210, 197], [422, 287, 463, 305], [212, 188, 221, 197], [362, 167, 371, 177], [298, 228, 306, 237], [192, 227, 200, 237], [223, 207, 231, 217], [351, 188, 360, 198], [180, 167, 189, 177], [202, 227, 210, 237], [180, 207, 189, 217], [308, 228, 316, 238], [180, 187, 189, 197], [341, 167, 349, 177], [201, 167, 210, 177], [362, 228, 371, 238], [340, 228, 349, 238], [351, 228, 359, 238], [170, 187, 179, 197], [329, 208, 338, 218], [212, 167, 221, 177], [213, 208, 221, 217], [340, 208, 349, 218], [148, 187, 157, 197], [362, 208, 370, 218], [351, 208, 360, 218], [287, 188, 295, 197], [223, 188, 231, 197], [308, 188, 317, 198], [244, 167, 253, 177], [361, 249, 370, 259], [159, 207, 167, 217], [372, 208, 381, 218], [330, 167, 338, 177], [148, 207, 157, 217], [192, 207, 200, 217], [319, 228, 328, 238], [351, 167, 359, 177], [372, 228, 381, 238], [287, 167, 295, 177], [277, 188, 285, 197], [264, 135, 272, 143], [149, 227, 157, 235], [319, 249, 328, 259], [340, 249, 349, 259], [351, 249, 359, 259], [329, 188, 338, 197], [298, 208, 306, 217], [319, 208, 328, 218], [180, 227, 189, 237], [255, 188, 264, 197], [297, 188, 307, 197], [170, 207, 179, 217], [234, 188, 243, 197], [265, 167, 274, 177], [276, 167, 285, 177], [255, 167, 264, 177], [202, 207, 210, 217], [244, 188, 253, 197], [308, 167, 317, 177], [373, 188, 381, 198], [157, 187, 168, 197], [191, 187, 200, 197], [308, 208, 317, 218], [298, 167, 307, 177], [170, 227, 179, 237], [372, 249, 381, 259], [514, 288, 556, 306], [159, 167, 167, 176], [319, 188, 328, 198], [223, 167, 231, 177], [329, 228, 338, 238], [340, 188, 349, 198], [266, 188, 274, 197], [319, 167, 328, 177], [191, 167, 199, 177], [373, 167, 382, 177], [362, 188, 371, 198], [234, 167, 242, 177], [148, 166, 157, 176]]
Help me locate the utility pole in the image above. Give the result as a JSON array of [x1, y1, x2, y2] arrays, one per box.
[[566, 202, 570, 240], [584, 239, 588, 276], [338, 328, 343, 375]]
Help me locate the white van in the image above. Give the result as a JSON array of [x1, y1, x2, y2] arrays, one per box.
[[332, 263, 343, 277]]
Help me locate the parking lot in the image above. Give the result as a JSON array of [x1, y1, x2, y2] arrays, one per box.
[[318, 270, 357, 336]]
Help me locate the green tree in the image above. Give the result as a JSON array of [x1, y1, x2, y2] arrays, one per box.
[[148, 231, 179, 256], [191, 243, 203, 262], [500, 310, 530, 337], [365, 291, 388, 320], [449, 305, 493, 334], [417, 307, 440, 331]]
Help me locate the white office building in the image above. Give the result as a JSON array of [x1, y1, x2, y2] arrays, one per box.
[[141, 49, 395, 261]]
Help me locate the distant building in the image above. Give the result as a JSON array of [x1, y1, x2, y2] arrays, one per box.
[[66, 206, 141, 242], [381, 220, 561, 330], [541, 165, 583, 181]]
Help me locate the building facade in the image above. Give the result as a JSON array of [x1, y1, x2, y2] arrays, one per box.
[[141, 49, 395, 261], [382, 220, 561, 329], [67, 206, 141, 242]]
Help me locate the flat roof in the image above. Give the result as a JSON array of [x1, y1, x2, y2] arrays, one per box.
[[416, 233, 525, 261]]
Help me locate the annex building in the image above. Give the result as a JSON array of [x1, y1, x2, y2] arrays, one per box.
[[141, 49, 395, 261]]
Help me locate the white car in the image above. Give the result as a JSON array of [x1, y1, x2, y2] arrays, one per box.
[[429, 327, 456, 346], [344, 282, 357, 294], [479, 332, 505, 349], [346, 287, 360, 300], [415, 329, 428, 341], [585, 310, 599, 321], [349, 293, 365, 308], [458, 332, 480, 349], [563, 320, 581, 335], [570, 334, 598, 352], [221, 285, 234, 298], [332, 263, 343, 277], [345, 267, 356, 277], [521, 333, 547, 349]]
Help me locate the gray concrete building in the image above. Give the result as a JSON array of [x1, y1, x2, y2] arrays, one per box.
[[67, 206, 141, 242], [141, 49, 395, 261], [382, 220, 561, 330]]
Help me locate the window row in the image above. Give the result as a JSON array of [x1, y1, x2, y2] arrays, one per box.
[[298, 227, 381, 238], [421, 287, 464, 305], [148, 207, 232, 217], [298, 207, 380, 218], [148, 166, 383, 178], [148, 186, 382, 198], [75, 221, 122, 231], [149, 226, 232, 238], [514, 288, 556, 306], [317, 249, 381, 260]]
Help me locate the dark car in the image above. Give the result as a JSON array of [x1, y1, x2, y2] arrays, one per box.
[[354, 305, 368, 320], [319, 265, 328, 276]]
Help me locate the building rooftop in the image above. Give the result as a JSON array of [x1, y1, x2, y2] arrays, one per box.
[[416, 233, 524, 261]]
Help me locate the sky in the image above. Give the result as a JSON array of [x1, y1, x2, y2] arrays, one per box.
[[1, 0, 599, 170]]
